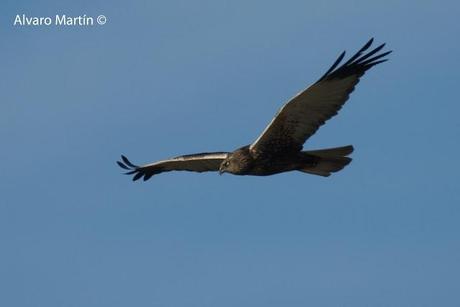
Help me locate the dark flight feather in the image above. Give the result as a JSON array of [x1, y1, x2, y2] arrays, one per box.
[[121, 155, 138, 168], [359, 51, 393, 67], [353, 43, 386, 64], [318, 51, 346, 81], [132, 172, 144, 181], [117, 161, 130, 170], [341, 38, 375, 67]]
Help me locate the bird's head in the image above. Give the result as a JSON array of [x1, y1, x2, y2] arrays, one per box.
[[219, 158, 234, 175], [219, 149, 252, 175]]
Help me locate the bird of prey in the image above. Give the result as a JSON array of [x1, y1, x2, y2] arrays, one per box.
[[117, 38, 391, 181]]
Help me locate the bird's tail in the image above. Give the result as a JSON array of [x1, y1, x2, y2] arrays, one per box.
[[300, 145, 354, 177]]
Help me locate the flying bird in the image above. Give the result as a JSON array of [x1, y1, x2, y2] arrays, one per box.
[[117, 38, 391, 181]]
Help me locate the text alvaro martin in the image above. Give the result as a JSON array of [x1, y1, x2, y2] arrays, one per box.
[[14, 14, 102, 26]]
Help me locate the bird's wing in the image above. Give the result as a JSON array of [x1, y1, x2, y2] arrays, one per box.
[[249, 38, 391, 158], [117, 152, 229, 181]]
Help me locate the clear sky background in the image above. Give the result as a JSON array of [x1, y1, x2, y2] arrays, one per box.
[[1, 0, 459, 306]]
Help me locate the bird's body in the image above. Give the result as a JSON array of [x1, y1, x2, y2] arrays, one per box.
[[117, 38, 391, 181], [218, 145, 316, 176]]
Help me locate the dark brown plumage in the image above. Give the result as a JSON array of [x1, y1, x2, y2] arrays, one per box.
[[117, 38, 391, 181]]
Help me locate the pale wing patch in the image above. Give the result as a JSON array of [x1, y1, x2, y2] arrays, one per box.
[[143, 153, 229, 169]]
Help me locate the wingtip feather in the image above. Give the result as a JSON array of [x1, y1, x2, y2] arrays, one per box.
[[360, 38, 374, 52], [132, 172, 143, 181], [121, 155, 138, 168], [144, 173, 154, 181], [117, 161, 130, 170]]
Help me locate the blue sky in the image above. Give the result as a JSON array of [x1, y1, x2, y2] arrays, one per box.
[[1, 0, 459, 306]]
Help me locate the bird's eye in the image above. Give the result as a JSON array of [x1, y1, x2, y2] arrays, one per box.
[[224, 161, 230, 167]]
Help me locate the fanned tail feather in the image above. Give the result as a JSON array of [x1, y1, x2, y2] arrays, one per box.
[[301, 145, 354, 177]]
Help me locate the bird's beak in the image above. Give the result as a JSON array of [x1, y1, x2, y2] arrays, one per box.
[[219, 166, 224, 175]]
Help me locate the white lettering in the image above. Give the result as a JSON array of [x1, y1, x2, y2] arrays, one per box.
[[55, 15, 93, 26], [13, 14, 97, 26], [14, 14, 52, 26], [13, 14, 22, 25]]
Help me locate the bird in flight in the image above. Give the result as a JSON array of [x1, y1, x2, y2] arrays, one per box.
[[117, 38, 391, 181]]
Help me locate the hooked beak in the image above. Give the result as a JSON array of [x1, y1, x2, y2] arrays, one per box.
[[219, 166, 225, 175]]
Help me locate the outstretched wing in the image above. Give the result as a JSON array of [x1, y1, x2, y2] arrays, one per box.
[[249, 38, 391, 158], [117, 152, 229, 181]]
